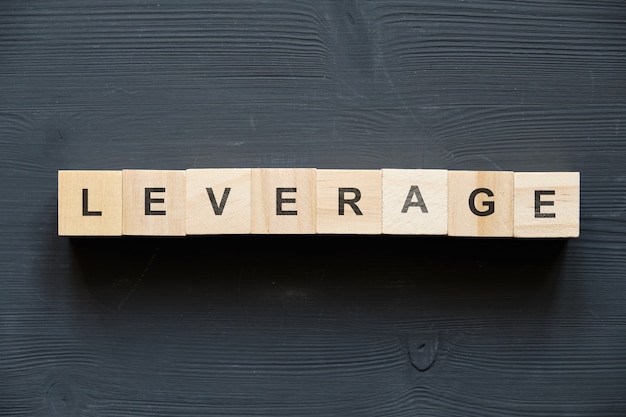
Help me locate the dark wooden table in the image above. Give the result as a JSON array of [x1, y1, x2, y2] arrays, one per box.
[[2, 1, 625, 415]]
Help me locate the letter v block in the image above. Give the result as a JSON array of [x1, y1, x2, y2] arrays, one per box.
[[251, 168, 316, 234], [58, 170, 122, 236], [123, 170, 186, 236], [186, 168, 251, 234], [317, 170, 382, 234], [448, 171, 513, 237], [514, 172, 579, 237], [382, 169, 448, 235]]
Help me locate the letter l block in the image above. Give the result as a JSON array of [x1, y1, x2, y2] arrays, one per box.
[[58, 170, 122, 236]]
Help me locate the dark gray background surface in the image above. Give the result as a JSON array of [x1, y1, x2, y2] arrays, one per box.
[[1, 1, 625, 416]]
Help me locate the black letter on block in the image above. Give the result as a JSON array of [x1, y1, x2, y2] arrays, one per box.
[[207, 187, 231, 215], [339, 188, 362, 215], [276, 187, 297, 215], [402, 185, 428, 213], [145, 187, 166, 215], [469, 188, 494, 216], [535, 190, 556, 218], [82, 189, 102, 216]]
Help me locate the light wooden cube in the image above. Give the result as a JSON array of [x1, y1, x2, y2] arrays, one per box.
[[123, 170, 186, 236], [58, 170, 123, 236], [514, 172, 580, 238], [382, 169, 448, 235], [448, 171, 514, 237], [317, 170, 382, 234], [250, 168, 316, 234], [186, 168, 252, 234]]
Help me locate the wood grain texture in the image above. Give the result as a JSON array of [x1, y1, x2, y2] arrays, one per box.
[[1, 0, 625, 416], [514, 172, 580, 238], [448, 171, 514, 237], [382, 169, 448, 235], [186, 168, 252, 235], [251, 168, 317, 234], [317, 170, 382, 234], [58, 170, 123, 236], [123, 170, 186, 236]]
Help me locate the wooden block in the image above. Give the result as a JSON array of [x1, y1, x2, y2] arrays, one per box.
[[123, 170, 186, 236], [448, 171, 514, 237], [316, 170, 382, 234], [186, 168, 251, 234], [382, 169, 448, 235], [250, 168, 316, 234], [514, 172, 580, 238], [58, 170, 122, 236]]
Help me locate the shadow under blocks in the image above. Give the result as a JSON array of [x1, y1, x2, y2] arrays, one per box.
[[68, 236, 567, 315]]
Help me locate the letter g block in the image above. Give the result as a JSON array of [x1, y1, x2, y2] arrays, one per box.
[[448, 171, 514, 237]]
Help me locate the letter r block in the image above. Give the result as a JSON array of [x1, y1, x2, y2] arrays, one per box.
[[123, 170, 186, 236], [514, 172, 579, 237], [186, 169, 251, 234], [58, 170, 122, 236], [317, 170, 382, 234], [448, 171, 513, 237], [250, 168, 316, 234]]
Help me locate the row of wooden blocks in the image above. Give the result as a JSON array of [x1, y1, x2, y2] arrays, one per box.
[[58, 169, 580, 237]]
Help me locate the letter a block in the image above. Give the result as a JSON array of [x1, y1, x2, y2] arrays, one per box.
[[58, 170, 122, 236], [251, 168, 316, 234], [186, 168, 252, 234], [448, 171, 513, 237], [123, 170, 186, 236], [317, 170, 382, 234], [514, 172, 580, 237], [382, 169, 448, 235]]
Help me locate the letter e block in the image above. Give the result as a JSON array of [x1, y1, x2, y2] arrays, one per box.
[[448, 171, 513, 237], [382, 169, 448, 235], [186, 168, 251, 234], [251, 168, 316, 234], [514, 172, 579, 238], [58, 170, 122, 236], [123, 170, 186, 236], [317, 170, 382, 234]]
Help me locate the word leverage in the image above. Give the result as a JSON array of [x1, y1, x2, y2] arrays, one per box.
[[58, 169, 580, 237]]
